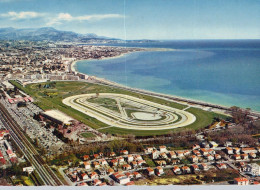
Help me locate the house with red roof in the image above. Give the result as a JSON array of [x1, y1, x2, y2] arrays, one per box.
[[168, 151, 177, 159], [122, 164, 132, 170], [130, 161, 137, 168], [107, 168, 114, 175], [133, 171, 142, 179], [146, 167, 154, 176], [241, 148, 257, 154], [241, 154, 249, 160], [127, 155, 134, 163], [125, 172, 134, 179], [184, 150, 191, 156], [77, 182, 88, 186], [99, 152, 104, 157], [234, 178, 249, 185], [193, 144, 200, 150], [226, 147, 233, 155], [99, 159, 108, 166], [173, 166, 181, 175], [125, 181, 135, 186], [83, 155, 89, 160], [214, 154, 221, 160], [249, 153, 257, 159], [93, 179, 102, 186], [155, 166, 164, 176], [83, 161, 91, 170], [192, 150, 202, 157], [159, 146, 167, 152], [155, 160, 166, 166], [175, 151, 184, 158], [112, 172, 130, 184], [81, 173, 89, 180], [232, 154, 241, 160], [98, 182, 107, 186], [206, 154, 214, 161], [190, 155, 198, 163], [200, 148, 209, 156], [182, 166, 191, 174], [159, 152, 168, 159], [200, 163, 209, 171], [118, 157, 124, 164], [134, 155, 143, 161], [109, 152, 116, 157], [93, 161, 100, 169], [217, 163, 227, 170], [89, 172, 98, 180], [120, 150, 129, 155], [170, 159, 180, 165], [191, 164, 200, 172], [110, 159, 118, 166], [93, 154, 100, 159], [137, 160, 146, 166], [233, 147, 241, 154]]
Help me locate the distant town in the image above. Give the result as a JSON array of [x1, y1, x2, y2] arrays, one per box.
[[0, 39, 260, 187]]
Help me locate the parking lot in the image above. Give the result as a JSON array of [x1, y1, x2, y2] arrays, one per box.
[[0, 98, 64, 155]]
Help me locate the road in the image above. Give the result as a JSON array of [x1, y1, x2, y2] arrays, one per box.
[[0, 101, 65, 186]]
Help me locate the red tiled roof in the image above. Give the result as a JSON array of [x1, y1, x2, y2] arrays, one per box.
[[234, 178, 248, 182], [0, 158, 6, 164], [125, 181, 135, 186], [6, 149, 13, 154]]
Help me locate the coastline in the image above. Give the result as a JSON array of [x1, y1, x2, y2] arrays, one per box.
[[69, 48, 260, 114], [70, 52, 129, 73], [70, 47, 174, 73], [70, 55, 230, 114]]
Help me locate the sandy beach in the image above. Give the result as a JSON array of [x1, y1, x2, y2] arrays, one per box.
[[70, 47, 175, 73], [70, 53, 128, 74]]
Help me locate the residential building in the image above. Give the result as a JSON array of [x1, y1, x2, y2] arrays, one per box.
[[242, 163, 260, 176], [234, 178, 249, 185], [146, 167, 154, 176], [159, 146, 167, 152]]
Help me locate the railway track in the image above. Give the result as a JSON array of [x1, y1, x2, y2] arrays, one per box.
[[0, 102, 64, 186]]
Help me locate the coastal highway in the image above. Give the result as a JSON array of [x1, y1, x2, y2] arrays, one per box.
[[0, 101, 64, 186]]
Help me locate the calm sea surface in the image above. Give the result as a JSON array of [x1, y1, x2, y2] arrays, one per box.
[[76, 40, 260, 111]]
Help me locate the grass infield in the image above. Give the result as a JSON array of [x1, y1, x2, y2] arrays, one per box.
[[10, 80, 228, 136]]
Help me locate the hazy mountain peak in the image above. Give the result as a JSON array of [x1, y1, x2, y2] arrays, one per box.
[[0, 27, 118, 42]]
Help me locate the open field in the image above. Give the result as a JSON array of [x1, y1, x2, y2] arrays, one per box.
[[10, 80, 228, 136], [80, 132, 96, 138]]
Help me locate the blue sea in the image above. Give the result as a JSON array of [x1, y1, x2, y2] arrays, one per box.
[[75, 40, 260, 111]]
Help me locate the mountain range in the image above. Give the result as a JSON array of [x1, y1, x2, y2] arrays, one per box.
[[0, 27, 119, 42]]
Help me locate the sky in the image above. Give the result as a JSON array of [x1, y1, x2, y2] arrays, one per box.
[[0, 0, 259, 40]]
